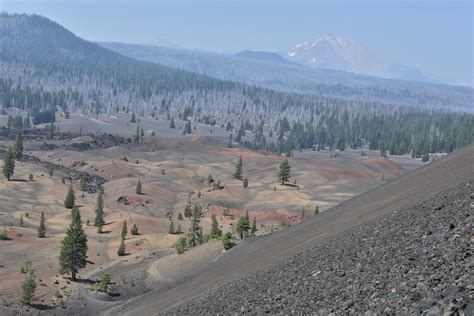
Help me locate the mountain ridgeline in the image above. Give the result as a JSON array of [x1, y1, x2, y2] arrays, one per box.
[[0, 13, 473, 156], [100, 41, 473, 112]]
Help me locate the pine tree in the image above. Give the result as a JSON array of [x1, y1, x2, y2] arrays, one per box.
[[177, 212, 183, 220], [48, 164, 54, 177], [80, 175, 87, 191], [96, 273, 111, 293], [188, 205, 202, 247], [228, 133, 233, 148], [209, 213, 222, 239], [233, 155, 243, 180], [117, 238, 126, 256], [136, 180, 142, 194], [183, 197, 192, 218], [380, 143, 387, 158], [71, 206, 81, 224], [2, 147, 15, 181], [314, 205, 320, 215], [37, 212, 46, 238], [64, 184, 75, 209], [19, 214, 24, 227], [59, 208, 88, 281], [131, 224, 139, 235], [121, 220, 128, 239], [170, 117, 176, 129], [13, 132, 23, 160], [278, 158, 291, 185], [236, 210, 250, 239], [135, 125, 140, 143], [207, 174, 214, 184], [20, 269, 36, 305], [222, 232, 233, 250], [175, 236, 186, 254], [250, 217, 257, 236], [422, 152, 429, 162], [168, 221, 175, 234], [130, 112, 136, 123], [176, 223, 182, 234], [94, 187, 105, 227], [243, 177, 249, 188], [140, 127, 144, 137]]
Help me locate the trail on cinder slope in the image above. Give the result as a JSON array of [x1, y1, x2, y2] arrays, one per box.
[[107, 145, 474, 315]]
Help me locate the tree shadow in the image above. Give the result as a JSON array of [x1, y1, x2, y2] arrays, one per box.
[[31, 303, 56, 310], [99, 230, 112, 234], [68, 277, 96, 285], [108, 292, 121, 298], [10, 179, 29, 182], [104, 221, 116, 226]]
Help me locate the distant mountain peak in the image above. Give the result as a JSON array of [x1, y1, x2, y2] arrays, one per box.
[[285, 34, 369, 72], [284, 34, 435, 83]]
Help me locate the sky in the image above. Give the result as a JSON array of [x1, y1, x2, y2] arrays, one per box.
[[1, 0, 472, 84]]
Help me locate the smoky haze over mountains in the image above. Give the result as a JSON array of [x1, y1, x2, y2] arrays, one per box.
[[1, 0, 471, 86]]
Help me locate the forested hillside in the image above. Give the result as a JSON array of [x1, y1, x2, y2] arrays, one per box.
[[0, 13, 472, 156]]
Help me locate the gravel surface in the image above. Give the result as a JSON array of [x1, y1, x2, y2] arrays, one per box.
[[170, 181, 473, 314]]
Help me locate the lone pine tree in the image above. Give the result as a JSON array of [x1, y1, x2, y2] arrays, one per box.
[[59, 208, 88, 281], [48, 164, 54, 177], [117, 237, 126, 256], [80, 175, 87, 191], [233, 155, 243, 180], [13, 132, 23, 160], [2, 147, 15, 181], [136, 180, 142, 194], [209, 213, 222, 239], [188, 205, 202, 247], [278, 158, 291, 185], [168, 221, 175, 234], [222, 232, 234, 250], [250, 217, 257, 236], [37, 212, 46, 238], [121, 220, 128, 239], [175, 236, 186, 254], [64, 184, 75, 209], [236, 210, 250, 239], [20, 269, 36, 305], [243, 177, 249, 188], [94, 187, 105, 227], [228, 133, 233, 148]]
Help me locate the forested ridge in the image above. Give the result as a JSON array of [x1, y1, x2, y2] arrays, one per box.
[[0, 13, 472, 156]]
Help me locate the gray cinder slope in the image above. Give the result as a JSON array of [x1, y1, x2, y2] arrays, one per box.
[[170, 171, 472, 314], [107, 145, 474, 315]]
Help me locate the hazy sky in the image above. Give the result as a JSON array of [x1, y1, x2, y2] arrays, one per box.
[[1, 0, 473, 84]]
